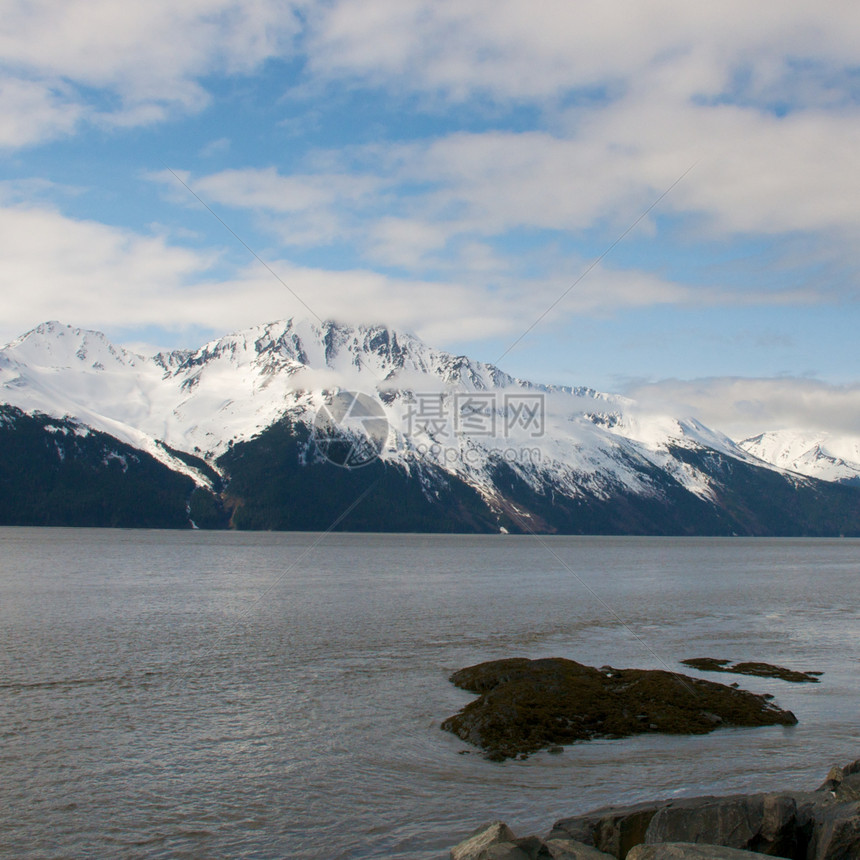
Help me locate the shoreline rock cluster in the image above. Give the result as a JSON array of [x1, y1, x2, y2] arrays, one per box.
[[449, 760, 860, 860]]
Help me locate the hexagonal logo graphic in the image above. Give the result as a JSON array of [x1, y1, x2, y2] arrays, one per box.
[[312, 391, 389, 469]]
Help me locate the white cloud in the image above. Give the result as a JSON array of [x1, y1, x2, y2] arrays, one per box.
[[0, 200, 522, 347], [375, 104, 860, 243], [299, 1, 860, 247], [0, 199, 725, 352], [150, 160, 734, 318], [4, 0, 860, 383], [309, 1, 860, 105], [167, 117, 858, 311], [0, 0, 304, 146], [199, 137, 232, 158], [150, 166, 387, 249], [195, 168, 349, 213], [364, 217, 450, 268], [589, 90, 860, 237], [153, 59, 860, 286], [626, 376, 860, 440], [7, 1, 860, 258], [0, 203, 215, 338], [0, 78, 84, 147]]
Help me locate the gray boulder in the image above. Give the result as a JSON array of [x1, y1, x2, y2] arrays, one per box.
[[452, 821, 518, 860], [479, 843, 533, 860], [831, 775, 860, 804], [643, 792, 800, 856], [544, 838, 618, 859], [550, 785, 860, 859], [457, 761, 860, 860], [816, 765, 860, 804], [451, 822, 614, 860], [805, 800, 860, 860], [842, 760, 860, 776], [480, 838, 614, 860], [550, 800, 671, 858], [627, 844, 779, 859], [817, 766, 845, 794]]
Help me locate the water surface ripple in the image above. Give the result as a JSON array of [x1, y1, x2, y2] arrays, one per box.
[[1, 529, 858, 858]]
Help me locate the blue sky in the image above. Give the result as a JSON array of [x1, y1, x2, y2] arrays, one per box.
[[3, 1, 860, 437]]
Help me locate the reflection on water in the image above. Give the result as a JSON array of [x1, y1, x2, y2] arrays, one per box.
[[0, 529, 858, 859]]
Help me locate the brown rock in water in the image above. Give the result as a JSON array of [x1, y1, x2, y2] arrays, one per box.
[[681, 658, 821, 683], [442, 657, 798, 761]]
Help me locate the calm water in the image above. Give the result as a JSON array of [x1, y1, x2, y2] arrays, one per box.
[[1, 529, 859, 859]]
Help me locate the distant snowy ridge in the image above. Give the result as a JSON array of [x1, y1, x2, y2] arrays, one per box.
[[740, 430, 860, 485]]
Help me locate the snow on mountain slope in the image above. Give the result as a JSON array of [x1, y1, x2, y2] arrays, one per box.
[[0, 319, 514, 453], [0, 322, 214, 485], [0, 318, 781, 502], [739, 430, 860, 485]]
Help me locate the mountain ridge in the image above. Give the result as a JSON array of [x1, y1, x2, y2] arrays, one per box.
[[2, 318, 859, 534], [739, 428, 860, 486]]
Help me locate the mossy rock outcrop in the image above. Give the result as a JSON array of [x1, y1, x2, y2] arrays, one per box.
[[681, 657, 822, 683], [442, 657, 797, 761]]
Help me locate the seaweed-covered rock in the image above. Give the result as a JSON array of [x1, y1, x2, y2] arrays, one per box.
[[681, 658, 822, 683], [442, 658, 798, 761]]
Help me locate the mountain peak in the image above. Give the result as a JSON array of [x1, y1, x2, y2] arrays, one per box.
[[7, 320, 141, 370], [740, 428, 860, 484]]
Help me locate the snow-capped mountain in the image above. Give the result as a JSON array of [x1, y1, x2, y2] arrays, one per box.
[[1, 319, 755, 495], [740, 430, 860, 486], [0, 319, 514, 458], [3, 318, 860, 535]]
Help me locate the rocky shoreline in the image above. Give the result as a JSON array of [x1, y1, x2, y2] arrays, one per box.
[[449, 760, 860, 859]]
